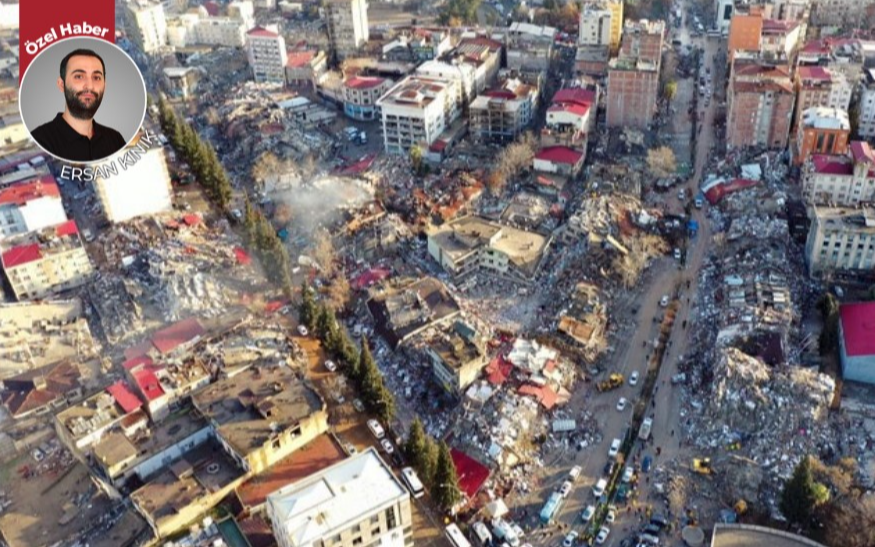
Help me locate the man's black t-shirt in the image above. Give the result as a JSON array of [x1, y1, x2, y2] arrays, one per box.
[[31, 113, 126, 161]]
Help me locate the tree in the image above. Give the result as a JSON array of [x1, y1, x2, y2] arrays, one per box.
[[664, 80, 678, 102], [409, 144, 424, 175], [325, 276, 351, 313], [781, 456, 828, 527], [647, 146, 677, 179], [315, 305, 339, 342], [419, 436, 439, 486], [823, 496, 875, 547], [373, 383, 396, 425], [432, 441, 463, 512], [485, 170, 506, 195], [437, 0, 482, 25], [252, 151, 282, 189], [818, 293, 840, 356], [310, 229, 337, 278], [404, 418, 429, 469], [299, 283, 317, 331]]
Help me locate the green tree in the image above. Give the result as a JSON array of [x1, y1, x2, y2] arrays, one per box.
[[404, 418, 429, 469], [781, 456, 828, 527], [409, 144, 424, 175], [432, 441, 463, 512], [316, 305, 339, 342], [419, 436, 439, 486], [340, 332, 360, 374], [374, 383, 396, 425], [299, 283, 317, 331], [437, 0, 482, 26]]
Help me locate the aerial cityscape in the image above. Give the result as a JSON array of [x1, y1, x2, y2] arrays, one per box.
[[1, 0, 875, 546]]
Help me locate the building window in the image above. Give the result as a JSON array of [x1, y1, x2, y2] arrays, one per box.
[[385, 508, 397, 530]]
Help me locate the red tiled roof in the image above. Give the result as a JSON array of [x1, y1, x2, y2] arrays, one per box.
[[182, 214, 201, 226], [237, 434, 346, 509], [798, 66, 831, 81], [248, 26, 278, 37], [552, 88, 596, 106], [345, 76, 385, 90], [132, 365, 165, 401], [548, 103, 590, 116], [1, 243, 41, 268], [517, 384, 558, 410], [840, 302, 875, 357], [2, 361, 81, 417], [450, 448, 490, 500], [0, 175, 60, 205], [484, 90, 516, 100], [762, 18, 799, 33], [850, 140, 875, 164], [338, 153, 377, 175], [459, 36, 502, 51], [703, 178, 759, 205], [286, 50, 316, 68], [234, 246, 252, 265], [810, 154, 853, 175], [536, 146, 584, 165], [352, 267, 392, 290], [486, 355, 512, 385], [55, 219, 78, 237], [151, 317, 205, 354], [106, 381, 143, 414]]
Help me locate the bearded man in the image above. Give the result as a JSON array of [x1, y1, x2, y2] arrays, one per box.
[[31, 48, 126, 161]]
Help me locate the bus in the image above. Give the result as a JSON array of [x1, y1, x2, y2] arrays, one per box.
[[445, 524, 472, 547], [539, 492, 564, 524], [400, 467, 425, 498]]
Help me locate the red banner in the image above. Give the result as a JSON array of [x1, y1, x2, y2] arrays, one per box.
[[19, 0, 116, 82]]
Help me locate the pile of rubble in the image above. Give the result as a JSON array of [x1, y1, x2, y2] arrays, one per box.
[[87, 274, 144, 345]]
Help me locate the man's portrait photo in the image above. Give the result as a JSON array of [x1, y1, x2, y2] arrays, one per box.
[[19, 37, 146, 163]]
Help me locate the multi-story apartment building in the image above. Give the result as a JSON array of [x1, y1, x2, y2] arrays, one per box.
[[506, 22, 556, 72], [715, 0, 734, 33], [342, 76, 391, 121], [546, 87, 596, 136], [0, 175, 66, 240], [285, 50, 328, 90], [124, 0, 168, 54], [469, 77, 539, 143], [727, 62, 795, 150], [770, 0, 809, 21], [759, 18, 802, 63], [267, 448, 413, 547], [858, 69, 875, 138], [410, 28, 451, 61], [579, 0, 622, 52], [246, 26, 288, 84], [0, 220, 93, 301], [427, 216, 552, 284], [805, 206, 875, 275], [377, 76, 459, 154], [606, 19, 664, 129], [811, 0, 875, 27], [793, 107, 850, 166], [415, 37, 502, 104], [794, 66, 852, 130], [193, 17, 247, 47], [326, 0, 369, 61], [606, 58, 659, 129], [727, 10, 763, 62], [95, 143, 173, 223], [425, 321, 488, 394], [192, 364, 328, 475], [802, 141, 875, 206]]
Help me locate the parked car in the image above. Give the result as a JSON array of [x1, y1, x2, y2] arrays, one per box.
[[659, 295, 670, 307], [324, 360, 337, 372], [617, 397, 628, 411], [352, 398, 365, 412], [593, 478, 608, 497], [562, 531, 578, 547], [581, 505, 596, 522], [642, 455, 653, 473], [568, 465, 582, 482], [609, 438, 621, 458], [367, 419, 385, 439], [606, 506, 617, 523], [380, 439, 395, 454], [297, 325, 309, 336], [629, 371, 639, 385], [345, 443, 358, 455], [673, 248, 682, 260], [622, 466, 635, 483], [559, 480, 573, 498], [595, 526, 610, 544]]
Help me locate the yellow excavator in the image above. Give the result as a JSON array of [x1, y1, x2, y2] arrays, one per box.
[[692, 458, 712, 475]]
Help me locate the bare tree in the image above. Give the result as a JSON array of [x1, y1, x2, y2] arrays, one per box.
[[252, 151, 281, 187], [492, 132, 538, 193], [647, 146, 677, 179], [310, 228, 337, 277], [824, 496, 875, 547], [325, 275, 352, 312]]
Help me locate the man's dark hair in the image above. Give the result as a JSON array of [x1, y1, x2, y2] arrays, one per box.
[[59, 49, 106, 79]]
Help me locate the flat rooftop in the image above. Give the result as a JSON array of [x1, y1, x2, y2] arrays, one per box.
[[367, 276, 462, 347], [377, 75, 449, 108], [267, 448, 407, 547], [192, 365, 324, 457], [711, 524, 827, 547], [428, 322, 484, 371], [236, 433, 347, 509]]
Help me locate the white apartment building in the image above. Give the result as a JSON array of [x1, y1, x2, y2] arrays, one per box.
[[415, 60, 475, 106], [342, 76, 392, 120], [0, 176, 67, 240], [267, 448, 413, 547], [806, 206, 875, 275], [803, 141, 875, 206], [326, 0, 369, 61], [246, 26, 288, 84], [715, 0, 734, 32], [228, 0, 255, 28], [858, 69, 875, 138], [506, 22, 556, 72], [125, 0, 168, 54], [469, 77, 539, 143], [1, 221, 94, 301], [377, 76, 460, 154], [95, 144, 173, 223], [195, 18, 247, 47], [579, 4, 613, 47]]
